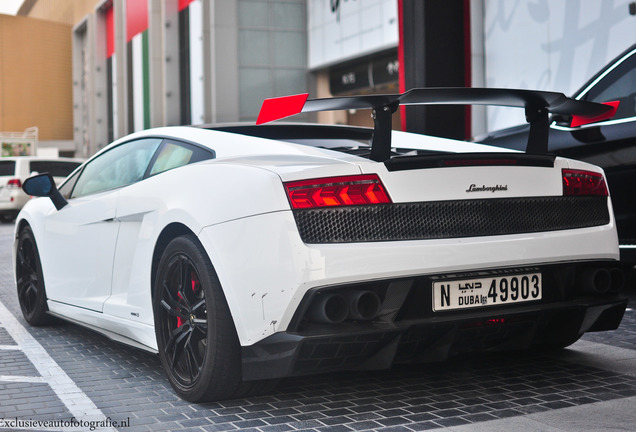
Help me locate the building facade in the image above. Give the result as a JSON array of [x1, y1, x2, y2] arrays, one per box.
[[66, 0, 308, 157], [0, 14, 73, 156]]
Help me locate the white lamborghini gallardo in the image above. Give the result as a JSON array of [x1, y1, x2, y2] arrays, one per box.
[[14, 88, 627, 401]]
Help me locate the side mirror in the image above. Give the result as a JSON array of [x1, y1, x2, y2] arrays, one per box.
[[22, 173, 68, 210]]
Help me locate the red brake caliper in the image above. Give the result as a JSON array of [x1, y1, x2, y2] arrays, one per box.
[[176, 291, 184, 328], [176, 273, 200, 328], [191, 272, 200, 293]]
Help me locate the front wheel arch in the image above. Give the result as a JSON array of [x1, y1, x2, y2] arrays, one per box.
[[15, 218, 31, 241]]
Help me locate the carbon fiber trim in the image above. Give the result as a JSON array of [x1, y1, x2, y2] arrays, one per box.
[[293, 196, 609, 243]]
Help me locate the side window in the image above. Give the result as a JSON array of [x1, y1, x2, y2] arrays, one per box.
[[71, 138, 162, 198], [148, 140, 214, 176], [58, 168, 82, 199], [583, 51, 636, 121]]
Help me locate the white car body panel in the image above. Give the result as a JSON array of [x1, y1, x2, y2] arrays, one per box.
[[101, 163, 292, 328], [39, 190, 119, 312], [46, 301, 156, 351], [14, 125, 621, 353]]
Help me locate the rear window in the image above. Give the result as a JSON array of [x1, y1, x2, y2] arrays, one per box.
[[29, 161, 81, 178], [0, 161, 16, 176]]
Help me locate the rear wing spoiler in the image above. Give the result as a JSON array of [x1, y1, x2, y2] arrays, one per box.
[[256, 88, 618, 162]]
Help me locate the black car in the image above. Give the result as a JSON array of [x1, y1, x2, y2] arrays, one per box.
[[480, 44, 636, 267]]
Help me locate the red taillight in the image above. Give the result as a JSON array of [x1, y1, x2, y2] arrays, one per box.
[[562, 169, 608, 196], [6, 179, 22, 189], [284, 174, 391, 209]]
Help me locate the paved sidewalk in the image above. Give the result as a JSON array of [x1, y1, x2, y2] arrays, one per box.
[[443, 395, 636, 431], [441, 339, 636, 431], [0, 299, 117, 431]]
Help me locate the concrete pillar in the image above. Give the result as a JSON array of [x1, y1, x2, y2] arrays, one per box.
[[164, 0, 181, 126], [93, 1, 110, 151], [114, 0, 128, 138], [400, 0, 469, 140], [148, 0, 165, 128], [203, 0, 239, 124], [72, 17, 91, 158]]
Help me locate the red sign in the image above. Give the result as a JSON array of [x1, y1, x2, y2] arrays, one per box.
[[106, 5, 114, 58], [126, 0, 148, 42]]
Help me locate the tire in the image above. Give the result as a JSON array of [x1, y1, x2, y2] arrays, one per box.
[[153, 235, 243, 402], [16, 226, 53, 326]]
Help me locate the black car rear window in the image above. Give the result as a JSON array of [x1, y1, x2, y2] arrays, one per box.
[[0, 161, 16, 176], [29, 161, 81, 177]]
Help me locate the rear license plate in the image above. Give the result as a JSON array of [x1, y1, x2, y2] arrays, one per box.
[[432, 272, 542, 312]]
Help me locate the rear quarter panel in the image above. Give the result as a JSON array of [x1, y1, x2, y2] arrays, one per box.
[[104, 162, 293, 325]]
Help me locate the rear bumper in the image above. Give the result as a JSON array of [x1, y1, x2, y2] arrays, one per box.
[[241, 260, 627, 380], [242, 294, 627, 380]]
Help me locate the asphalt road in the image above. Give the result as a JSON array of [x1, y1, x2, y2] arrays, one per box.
[[0, 221, 635, 431]]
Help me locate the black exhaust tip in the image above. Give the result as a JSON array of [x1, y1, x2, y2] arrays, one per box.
[[579, 268, 611, 294], [307, 294, 348, 323], [347, 290, 381, 321], [610, 268, 625, 292]]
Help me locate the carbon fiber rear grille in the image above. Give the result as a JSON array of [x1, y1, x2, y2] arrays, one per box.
[[293, 196, 609, 243]]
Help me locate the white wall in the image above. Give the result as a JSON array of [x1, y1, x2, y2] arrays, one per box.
[[484, 0, 636, 131], [308, 0, 398, 69]]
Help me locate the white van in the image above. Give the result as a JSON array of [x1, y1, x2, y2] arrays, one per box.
[[0, 156, 82, 221]]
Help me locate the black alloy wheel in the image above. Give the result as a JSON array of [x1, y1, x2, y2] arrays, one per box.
[[154, 235, 242, 402], [16, 226, 52, 326], [159, 253, 207, 386]]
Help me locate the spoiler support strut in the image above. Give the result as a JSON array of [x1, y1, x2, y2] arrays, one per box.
[[370, 103, 399, 162], [525, 105, 550, 155]]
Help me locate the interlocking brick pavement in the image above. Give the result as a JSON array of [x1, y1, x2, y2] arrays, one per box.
[[0, 328, 15, 345], [0, 349, 39, 377], [0, 382, 72, 421]]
